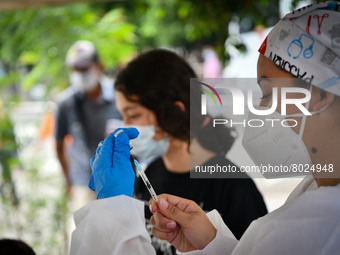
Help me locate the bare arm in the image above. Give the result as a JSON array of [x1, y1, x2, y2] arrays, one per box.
[[56, 140, 71, 195]]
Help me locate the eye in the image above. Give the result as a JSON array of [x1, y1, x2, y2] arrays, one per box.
[[128, 113, 141, 119], [260, 93, 271, 100], [333, 37, 340, 45]]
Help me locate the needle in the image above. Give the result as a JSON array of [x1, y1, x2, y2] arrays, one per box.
[[130, 145, 158, 202]]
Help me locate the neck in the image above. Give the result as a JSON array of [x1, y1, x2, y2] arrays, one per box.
[[310, 120, 340, 187], [162, 137, 216, 173], [85, 83, 101, 102], [314, 177, 340, 187], [162, 138, 190, 173], [190, 138, 216, 168]]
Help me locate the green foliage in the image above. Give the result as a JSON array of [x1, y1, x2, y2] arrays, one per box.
[[0, 100, 70, 254], [0, 99, 19, 206], [0, 4, 137, 94], [90, 9, 137, 69], [124, 0, 281, 59], [0, 106, 17, 151]]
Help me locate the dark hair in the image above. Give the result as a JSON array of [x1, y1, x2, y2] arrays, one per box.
[[0, 239, 36, 255], [115, 49, 234, 154]]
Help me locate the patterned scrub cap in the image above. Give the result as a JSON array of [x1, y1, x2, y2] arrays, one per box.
[[259, 1, 340, 96]]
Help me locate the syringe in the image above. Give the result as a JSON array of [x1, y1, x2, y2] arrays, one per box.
[[114, 129, 158, 202], [129, 152, 159, 202]]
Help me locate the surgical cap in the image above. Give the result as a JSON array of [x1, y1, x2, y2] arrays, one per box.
[[259, 1, 340, 96]]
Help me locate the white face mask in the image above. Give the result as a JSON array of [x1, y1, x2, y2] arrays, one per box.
[[70, 69, 99, 92], [242, 93, 328, 179], [127, 125, 170, 159]]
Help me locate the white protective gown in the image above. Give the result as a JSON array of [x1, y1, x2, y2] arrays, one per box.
[[70, 177, 340, 255]]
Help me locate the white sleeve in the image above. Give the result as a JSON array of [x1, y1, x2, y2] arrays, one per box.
[[177, 210, 238, 255], [70, 195, 156, 255]]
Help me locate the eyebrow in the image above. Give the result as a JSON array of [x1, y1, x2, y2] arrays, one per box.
[[122, 106, 137, 113], [257, 76, 270, 87]]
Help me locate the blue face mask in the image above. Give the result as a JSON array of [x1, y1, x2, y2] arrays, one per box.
[[126, 125, 170, 159]]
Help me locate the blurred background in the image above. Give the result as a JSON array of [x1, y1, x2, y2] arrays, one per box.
[[0, 0, 315, 254]]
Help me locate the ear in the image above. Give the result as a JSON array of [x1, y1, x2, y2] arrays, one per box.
[[311, 89, 334, 111], [201, 116, 211, 128], [94, 62, 104, 73], [174, 101, 186, 112]]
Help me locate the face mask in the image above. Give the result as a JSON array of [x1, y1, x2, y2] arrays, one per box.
[[127, 125, 170, 159], [242, 89, 328, 178], [70, 69, 99, 92]]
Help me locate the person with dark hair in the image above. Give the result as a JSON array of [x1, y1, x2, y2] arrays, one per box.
[[54, 40, 121, 210], [0, 239, 36, 255], [113, 49, 267, 254]]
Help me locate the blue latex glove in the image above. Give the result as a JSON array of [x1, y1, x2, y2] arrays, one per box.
[[88, 128, 139, 199]]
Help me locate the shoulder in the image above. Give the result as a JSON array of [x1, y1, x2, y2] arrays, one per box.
[[238, 186, 340, 254], [134, 157, 164, 199], [145, 157, 165, 173], [101, 75, 114, 86], [261, 185, 340, 239], [56, 87, 78, 108], [100, 75, 115, 101], [205, 155, 240, 171], [283, 184, 340, 219]]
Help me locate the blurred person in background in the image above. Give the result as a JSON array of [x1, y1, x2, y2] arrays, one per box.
[[202, 46, 222, 78], [54, 40, 121, 210]]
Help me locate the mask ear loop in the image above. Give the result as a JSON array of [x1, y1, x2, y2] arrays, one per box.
[[297, 85, 313, 140], [297, 85, 334, 139], [285, 85, 331, 140]]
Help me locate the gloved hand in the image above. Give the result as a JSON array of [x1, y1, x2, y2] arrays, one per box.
[[88, 128, 139, 199]]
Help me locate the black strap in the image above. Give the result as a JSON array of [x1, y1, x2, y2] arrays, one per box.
[[73, 93, 92, 151]]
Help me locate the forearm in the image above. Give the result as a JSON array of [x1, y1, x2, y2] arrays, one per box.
[[56, 141, 71, 185]]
